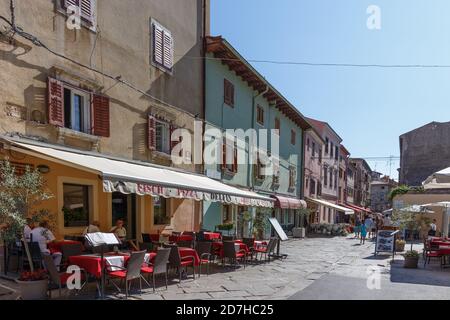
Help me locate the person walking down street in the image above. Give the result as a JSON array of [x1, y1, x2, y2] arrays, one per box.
[[360, 220, 367, 245], [364, 215, 374, 239], [354, 216, 361, 239]]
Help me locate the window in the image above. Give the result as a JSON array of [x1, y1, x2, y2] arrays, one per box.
[[310, 179, 316, 195], [312, 142, 316, 158], [255, 159, 265, 180], [153, 196, 170, 225], [279, 210, 285, 224], [287, 211, 294, 224], [307, 139, 310, 151], [63, 184, 91, 228], [274, 117, 280, 134], [335, 146, 339, 161], [328, 208, 332, 223], [63, 87, 91, 134], [151, 20, 174, 72], [222, 138, 238, 174], [223, 205, 232, 223], [256, 105, 264, 125], [63, 0, 96, 26], [155, 120, 171, 154], [324, 167, 328, 186], [291, 129, 296, 145], [305, 178, 309, 189], [329, 167, 333, 187], [319, 149, 322, 163], [224, 79, 235, 107], [272, 162, 280, 185], [48, 77, 110, 137], [325, 138, 329, 153], [289, 166, 297, 189], [334, 170, 338, 189], [330, 142, 334, 158]]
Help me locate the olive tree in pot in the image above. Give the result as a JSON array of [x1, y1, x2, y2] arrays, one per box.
[[392, 209, 430, 269], [0, 160, 54, 299]]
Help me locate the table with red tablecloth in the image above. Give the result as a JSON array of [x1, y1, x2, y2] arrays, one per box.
[[431, 239, 450, 247], [68, 252, 157, 278], [178, 247, 200, 266], [211, 241, 249, 258], [48, 240, 84, 254], [169, 235, 194, 243], [203, 232, 221, 241]]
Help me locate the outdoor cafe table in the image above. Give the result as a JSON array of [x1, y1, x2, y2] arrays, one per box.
[[212, 241, 249, 257], [48, 240, 84, 254], [169, 234, 194, 243], [68, 252, 157, 279], [431, 239, 450, 247], [203, 232, 221, 241]]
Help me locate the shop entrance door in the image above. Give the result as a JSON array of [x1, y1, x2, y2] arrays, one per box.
[[112, 192, 137, 240]]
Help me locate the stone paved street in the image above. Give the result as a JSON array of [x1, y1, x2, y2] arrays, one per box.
[[2, 235, 450, 300]]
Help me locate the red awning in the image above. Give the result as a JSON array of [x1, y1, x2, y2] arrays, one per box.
[[272, 195, 307, 210]]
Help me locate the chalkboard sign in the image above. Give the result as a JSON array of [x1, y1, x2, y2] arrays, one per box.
[[269, 218, 289, 241], [375, 230, 398, 256]]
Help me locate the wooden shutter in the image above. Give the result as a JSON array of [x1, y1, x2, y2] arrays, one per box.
[[147, 114, 156, 151], [224, 79, 234, 107], [232, 143, 238, 173], [163, 30, 173, 70], [47, 77, 64, 127], [170, 125, 182, 156], [152, 23, 164, 66], [221, 140, 227, 171], [91, 94, 110, 137]]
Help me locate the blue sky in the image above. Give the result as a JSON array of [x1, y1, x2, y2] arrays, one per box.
[[211, 0, 450, 180]]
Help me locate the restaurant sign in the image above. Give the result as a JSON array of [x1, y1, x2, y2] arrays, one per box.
[[103, 180, 274, 208]]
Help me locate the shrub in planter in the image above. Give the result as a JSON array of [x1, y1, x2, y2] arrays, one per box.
[[403, 250, 420, 269], [395, 240, 406, 252], [16, 269, 48, 300]]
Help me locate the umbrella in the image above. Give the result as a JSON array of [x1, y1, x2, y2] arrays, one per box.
[[399, 205, 434, 214], [423, 167, 450, 189]]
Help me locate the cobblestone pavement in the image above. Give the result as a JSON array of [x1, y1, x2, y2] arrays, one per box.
[[2, 235, 449, 300]]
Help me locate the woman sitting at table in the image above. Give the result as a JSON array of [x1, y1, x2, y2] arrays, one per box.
[[30, 221, 62, 269]]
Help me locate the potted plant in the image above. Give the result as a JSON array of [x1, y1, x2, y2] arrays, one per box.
[[252, 210, 269, 240], [395, 239, 406, 252], [392, 208, 430, 268], [403, 250, 420, 268], [16, 269, 48, 300], [0, 160, 54, 298]]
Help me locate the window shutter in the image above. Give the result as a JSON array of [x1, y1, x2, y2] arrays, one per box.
[[232, 144, 238, 173], [64, 0, 80, 9], [47, 77, 64, 127], [224, 79, 234, 107], [170, 125, 181, 156], [80, 0, 94, 22], [221, 140, 227, 171], [92, 94, 110, 137], [152, 23, 164, 66], [163, 31, 173, 70], [147, 114, 156, 151]]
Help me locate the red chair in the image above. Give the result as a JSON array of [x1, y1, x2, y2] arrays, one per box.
[[253, 238, 277, 262], [106, 251, 147, 299], [423, 240, 442, 268], [141, 248, 171, 292], [163, 244, 196, 282]]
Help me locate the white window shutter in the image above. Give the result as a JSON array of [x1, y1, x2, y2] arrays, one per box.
[[64, 0, 80, 9], [152, 23, 164, 65], [80, 0, 95, 22], [163, 31, 173, 70]]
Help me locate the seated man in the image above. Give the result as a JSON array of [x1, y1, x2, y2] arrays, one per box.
[[110, 219, 127, 248], [30, 221, 62, 269]]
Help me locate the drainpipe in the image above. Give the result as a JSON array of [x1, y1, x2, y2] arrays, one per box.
[[248, 86, 269, 189]]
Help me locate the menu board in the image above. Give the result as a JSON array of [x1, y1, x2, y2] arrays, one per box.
[[269, 218, 289, 241], [375, 230, 396, 254]]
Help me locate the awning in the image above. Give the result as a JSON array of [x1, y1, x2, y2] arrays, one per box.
[[271, 195, 307, 210], [344, 203, 371, 214], [6, 139, 274, 208], [306, 197, 354, 215]]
